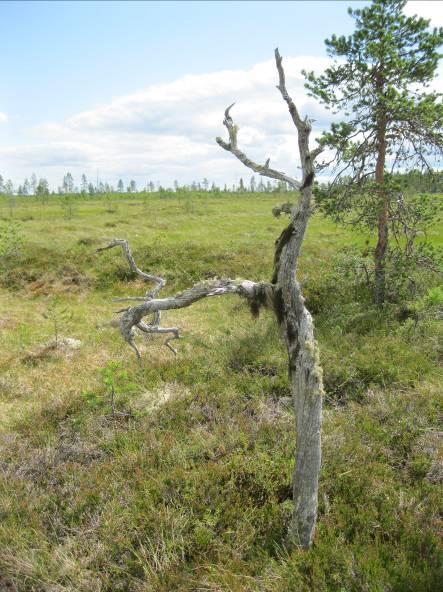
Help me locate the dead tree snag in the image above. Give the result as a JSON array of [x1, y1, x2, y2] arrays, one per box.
[[217, 49, 324, 548], [98, 49, 323, 548]]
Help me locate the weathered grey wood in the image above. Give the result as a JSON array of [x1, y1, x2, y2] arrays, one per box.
[[96, 240, 273, 359], [275, 48, 324, 548], [216, 103, 302, 190], [97, 238, 165, 298]]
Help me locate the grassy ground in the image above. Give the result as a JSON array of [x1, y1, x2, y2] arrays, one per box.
[[0, 193, 441, 591]]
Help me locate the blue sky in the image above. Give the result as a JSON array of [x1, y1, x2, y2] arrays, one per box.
[[1, 1, 441, 190]]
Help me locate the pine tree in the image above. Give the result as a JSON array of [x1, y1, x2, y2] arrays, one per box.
[[30, 173, 38, 195], [23, 178, 31, 196], [305, 0, 443, 304], [36, 178, 49, 200], [62, 172, 75, 194], [81, 174, 88, 194], [5, 180, 14, 194]]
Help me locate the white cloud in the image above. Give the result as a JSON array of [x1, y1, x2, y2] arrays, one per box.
[[405, 1, 443, 26], [2, 55, 331, 188], [0, 112, 8, 123]]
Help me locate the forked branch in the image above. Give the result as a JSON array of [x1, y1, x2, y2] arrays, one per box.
[[97, 239, 273, 360], [216, 49, 322, 192], [97, 48, 323, 550], [216, 103, 302, 190]]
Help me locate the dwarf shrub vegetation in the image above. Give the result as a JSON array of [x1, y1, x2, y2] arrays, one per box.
[[0, 191, 441, 591]]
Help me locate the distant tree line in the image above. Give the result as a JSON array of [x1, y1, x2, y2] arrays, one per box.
[[0, 172, 297, 197], [2, 169, 443, 198], [0, 173, 50, 197]]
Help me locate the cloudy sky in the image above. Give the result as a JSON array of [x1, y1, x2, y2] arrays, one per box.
[[1, 1, 442, 190]]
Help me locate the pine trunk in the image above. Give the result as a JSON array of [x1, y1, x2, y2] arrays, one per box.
[[276, 98, 323, 548], [374, 87, 388, 306]]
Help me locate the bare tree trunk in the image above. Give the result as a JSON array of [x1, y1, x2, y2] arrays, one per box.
[[288, 292, 323, 546], [217, 49, 324, 547], [273, 199, 323, 547]]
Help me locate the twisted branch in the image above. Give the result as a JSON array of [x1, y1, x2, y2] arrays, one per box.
[[216, 49, 323, 194], [97, 239, 273, 360], [97, 239, 165, 298]]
